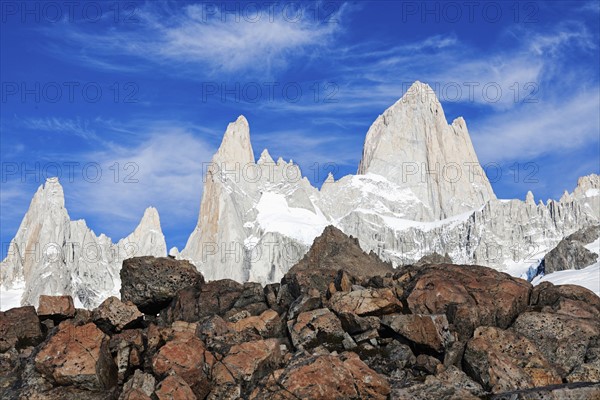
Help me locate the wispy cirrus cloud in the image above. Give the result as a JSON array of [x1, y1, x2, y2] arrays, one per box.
[[43, 2, 345, 77], [19, 117, 100, 141]]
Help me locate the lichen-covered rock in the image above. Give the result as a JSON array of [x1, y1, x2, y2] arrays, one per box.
[[152, 336, 215, 398], [329, 288, 402, 317], [155, 374, 197, 400], [34, 322, 117, 390], [92, 297, 143, 333], [212, 339, 282, 385], [403, 264, 531, 339], [250, 352, 390, 399], [163, 279, 244, 323], [511, 311, 600, 378], [119, 370, 155, 400], [464, 326, 562, 393], [382, 314, 451, 352]]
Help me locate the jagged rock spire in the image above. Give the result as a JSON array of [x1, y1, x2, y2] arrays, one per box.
[[213, 115, 254, 165], [356, 81, 496, 220]]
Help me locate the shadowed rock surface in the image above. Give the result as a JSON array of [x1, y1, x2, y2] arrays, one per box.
[[120, 256, 204, 315]]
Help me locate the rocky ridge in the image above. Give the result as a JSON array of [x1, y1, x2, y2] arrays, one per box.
[[1, 227, 599, 399]]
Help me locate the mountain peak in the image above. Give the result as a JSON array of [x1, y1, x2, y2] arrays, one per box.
[[258, 148, 275, 164], [398, 80, 440, 107], [526, 191, 535, 205], [34, 176, 65, 209], [357, 81, 495, 220], [214, 115, 254, 165], [139, 207, 161, 229]]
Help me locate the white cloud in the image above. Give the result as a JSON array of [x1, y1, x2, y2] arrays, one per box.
[[471, 90, 600, 163], [19, 117, 99, 141], [48, 3, 344, 76]]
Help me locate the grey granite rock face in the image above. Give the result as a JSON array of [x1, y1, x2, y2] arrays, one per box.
[[0, 178, 167, 309]]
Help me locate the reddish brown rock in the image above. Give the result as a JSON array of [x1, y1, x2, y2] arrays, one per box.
[[329, 288, 402, 317], [403, 264, 531, 339], [464, 326, 562, 393], [34, 322, 117, 390], [213, 338, 282, 385], [92, 296, 143, 333], [530, 281, 600, 319], [250, 352, 390, 399], [230, 309, 282, 338], [0, 306, 43, 352], [382, 314, 451, 352], [37, 295, 76, 321], [152, 336, 215, 398], [511, 311, 600, 378], [288, 308, 345, 351], [155, 375, 197, 400]]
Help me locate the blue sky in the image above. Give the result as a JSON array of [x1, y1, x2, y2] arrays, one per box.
[[1, 0, 599, 254]]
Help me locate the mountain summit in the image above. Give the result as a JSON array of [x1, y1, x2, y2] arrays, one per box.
[[358, 81, 495, 220]]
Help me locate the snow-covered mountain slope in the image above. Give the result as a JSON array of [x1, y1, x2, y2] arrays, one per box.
[[178, 82, 599, 286], [0, 178, 167, 309]]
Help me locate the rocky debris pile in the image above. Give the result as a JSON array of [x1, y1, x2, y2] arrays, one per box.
[[1, 227, 599, 399]]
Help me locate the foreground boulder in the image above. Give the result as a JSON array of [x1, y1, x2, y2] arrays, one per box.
[[155, 374, 196, 400], [391, 365, 484, 399], [403, 264, 531, 339], [0, 306, 43, 352], [35, 322, 117, 390], [530, 281, 600, 317], [212, 338, 282, 387], [121, 256, 205, 314], [163, 279, 245, 323], [288, 308, 345, 351], [464, 326, 562, 393], [511, 311, 600, 379], [251, 352, 390, 399], [329, 288, 402, 317], [93, 297, 143, 333], [151, 335, 215, 398], [382, 314, 451, 353], [37, 295, 76, 321]]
